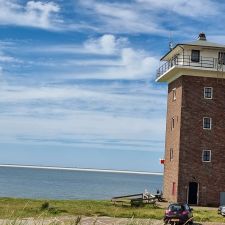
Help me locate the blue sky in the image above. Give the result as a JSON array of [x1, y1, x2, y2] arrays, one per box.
[[0, 0, 225, 172]]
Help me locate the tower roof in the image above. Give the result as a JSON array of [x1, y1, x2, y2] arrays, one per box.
[[186, 39, 225, 49], [161, 33, 225, 61]]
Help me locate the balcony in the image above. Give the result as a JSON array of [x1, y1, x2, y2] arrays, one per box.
[[156, 55, 224, 79]]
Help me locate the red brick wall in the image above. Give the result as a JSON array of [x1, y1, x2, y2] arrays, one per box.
[[163, 76, 183, 203], [179, 75, 225, 206], [164, 75, 225, 206]]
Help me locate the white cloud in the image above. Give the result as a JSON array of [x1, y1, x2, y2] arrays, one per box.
[[121, 48, 157, 77], [0, 32, 166, 158], [0, 78, 166, 150], [26, 1, 60, 28], [84, 34, 128, 55], [0, 112, 165, 149], [24, 34, 128, 55], [77, 0, 221, 35], [9, 34, 158, 79], [0, 0, 220, 34], [82, 36, 158, 79], [0, 66, 7, 88], [0, 0, 60, 29], [81, 47, 158, 80], [0, 112, 164, 137], [78, 0, 166, 34], [136, 0, 218, 18], [0, 55, 14, 62], [0, 84, 166, 112], [0, 51, 19, 62], [86, 1, 137, 21]]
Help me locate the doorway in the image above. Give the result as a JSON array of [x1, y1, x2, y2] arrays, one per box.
[[188, 182, 198, 205]]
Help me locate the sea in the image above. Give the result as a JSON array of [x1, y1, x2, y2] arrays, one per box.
[[0, 166, 163, 200]]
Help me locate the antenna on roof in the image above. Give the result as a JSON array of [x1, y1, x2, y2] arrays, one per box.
[[169, 31, 174, 50], [192, 34, 198, 40]]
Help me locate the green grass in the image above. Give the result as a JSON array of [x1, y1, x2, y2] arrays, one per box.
[[0, 198, 163, 219], [192, 208, 225, 223], [0, 197, 225, 223]]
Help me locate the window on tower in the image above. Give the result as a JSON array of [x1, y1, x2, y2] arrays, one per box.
[[203, 117, 212, 129], [204, 87, 213, 99], [172, 88, 176, 101], [172, 182, 176, 195], [202, 150, 211, 162], [218, 52, 225, 65], [170, 148, 174, 161], [191, 50, 200, 62], [171, 117, 175, 130]]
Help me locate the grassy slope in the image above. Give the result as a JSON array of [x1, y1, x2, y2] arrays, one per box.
[[0, 198, 225, 223]]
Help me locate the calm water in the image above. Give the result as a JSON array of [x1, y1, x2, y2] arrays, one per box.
[[0, 167, 163, 199]]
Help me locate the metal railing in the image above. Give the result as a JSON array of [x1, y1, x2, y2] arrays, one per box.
[[156, 55, 222, 78]]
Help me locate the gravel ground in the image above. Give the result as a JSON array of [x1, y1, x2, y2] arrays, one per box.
[[1, 217, 225, 225], [74, 217, 225, 225]]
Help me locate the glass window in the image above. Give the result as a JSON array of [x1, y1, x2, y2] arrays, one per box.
[[191, 50, 200, 62], [168, 204, 184, 212], [170, 148, 173, 161], [203, 117, 212, 129], [171, 117, 175, 130], [202, 150, 211, 162], [172, 88, 176, 101], [172, 182, 176, 195], [218, 52, 225, 65], [204, 87, 213, 99]]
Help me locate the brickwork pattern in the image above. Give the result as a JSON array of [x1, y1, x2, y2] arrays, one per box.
[[163, 76, 183, 203], [164, 75, 225, 206]]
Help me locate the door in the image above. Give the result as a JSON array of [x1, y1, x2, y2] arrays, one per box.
[[188, 182, 198, 205], [220, 192, 225, 205]]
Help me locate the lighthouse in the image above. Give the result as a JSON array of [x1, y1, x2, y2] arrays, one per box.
[[157, 33, 225, 206]]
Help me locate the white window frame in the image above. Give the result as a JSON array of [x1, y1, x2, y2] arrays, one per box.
[[172, 88, 176, 101], [202, 150, 211, 162], [203, 117, 212, 130], [204, 87, 213, 99]]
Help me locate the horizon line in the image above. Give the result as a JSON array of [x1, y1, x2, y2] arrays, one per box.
[[0, 164, 163, 176]]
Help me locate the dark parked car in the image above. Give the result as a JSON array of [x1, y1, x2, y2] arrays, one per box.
[[164, 203, 193, 225]]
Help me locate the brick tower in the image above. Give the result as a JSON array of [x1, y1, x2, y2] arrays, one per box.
[[157, 33, 225, 206]]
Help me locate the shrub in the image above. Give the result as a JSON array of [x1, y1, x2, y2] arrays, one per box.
[[40, 202, 49, 210]]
